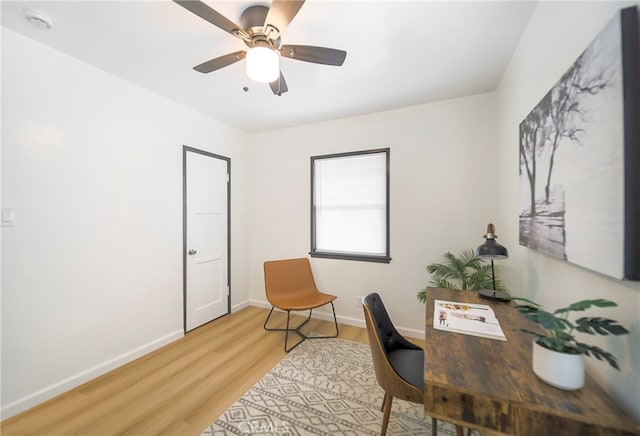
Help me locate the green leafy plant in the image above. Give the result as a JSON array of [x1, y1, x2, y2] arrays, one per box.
[[514, 297, 630, 370], [416, 249, 508, 303]]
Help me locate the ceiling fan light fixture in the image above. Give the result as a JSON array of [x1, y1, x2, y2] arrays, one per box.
[[246, 46, 279, 83]]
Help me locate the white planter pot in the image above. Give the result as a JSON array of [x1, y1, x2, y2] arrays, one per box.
[[532, 340, 585, 390]]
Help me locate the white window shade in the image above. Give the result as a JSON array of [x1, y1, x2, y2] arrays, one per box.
[[312, 150, 389, 261]]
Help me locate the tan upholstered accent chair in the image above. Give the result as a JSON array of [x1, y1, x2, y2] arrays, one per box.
[[263, 258, 338, 352], [363, 292, 464, 436]]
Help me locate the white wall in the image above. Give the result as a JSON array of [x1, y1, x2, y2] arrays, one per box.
[[0, 29, 250, 418], [248, 93, 499, 335], [5, 0, 639, 424], [496, 1, 640, 422]]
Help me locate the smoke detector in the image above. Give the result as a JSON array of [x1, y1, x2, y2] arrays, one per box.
[[23, 8, 54, 29]]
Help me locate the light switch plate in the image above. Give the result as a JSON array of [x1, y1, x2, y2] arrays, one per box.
[[1, 208, 15, 227]]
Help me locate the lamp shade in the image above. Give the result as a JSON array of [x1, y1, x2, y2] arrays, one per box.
[[476, 223, 511, 301], [246, 46, 279, 83], [476, 223, 509, 259]]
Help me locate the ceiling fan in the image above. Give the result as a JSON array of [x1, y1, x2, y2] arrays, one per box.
[[174, 0, 347, 96]]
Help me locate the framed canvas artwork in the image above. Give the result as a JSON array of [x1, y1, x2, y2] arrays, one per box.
[[519, 6, 639, 280]]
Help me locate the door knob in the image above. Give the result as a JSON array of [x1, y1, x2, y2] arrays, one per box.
[[188, 249, 197, 255]]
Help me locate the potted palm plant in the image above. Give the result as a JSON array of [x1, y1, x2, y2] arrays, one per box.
[[514, 297, 629, 390], [416, 249, 508, 303]]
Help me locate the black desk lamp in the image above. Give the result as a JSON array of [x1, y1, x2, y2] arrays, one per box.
[[476, 223, 511, 302]]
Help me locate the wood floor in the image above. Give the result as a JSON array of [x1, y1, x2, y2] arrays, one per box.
[[1, 306, 423, 436]]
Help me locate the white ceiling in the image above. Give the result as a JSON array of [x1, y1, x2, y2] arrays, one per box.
[[1, 1, 537, 133]]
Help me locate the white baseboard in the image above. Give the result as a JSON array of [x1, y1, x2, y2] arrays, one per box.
[[2, 303, 423, 420], [395, 326, 425, 340], [1, 329, 184, 420], [246, 299, 424, 340], [231, 299, 251, 313]]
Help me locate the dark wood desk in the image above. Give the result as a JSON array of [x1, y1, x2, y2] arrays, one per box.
[[424, 287, 639, 435]]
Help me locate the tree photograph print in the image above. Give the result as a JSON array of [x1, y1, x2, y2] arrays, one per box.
[[519, 7, 639, 280]]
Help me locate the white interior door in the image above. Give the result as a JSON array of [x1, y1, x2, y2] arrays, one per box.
[[185, 148, 229, 332]]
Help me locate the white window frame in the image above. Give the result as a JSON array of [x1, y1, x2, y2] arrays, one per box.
[[310, 148, 391, 263]]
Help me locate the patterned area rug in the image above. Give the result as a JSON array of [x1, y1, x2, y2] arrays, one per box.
[[202, 337, 469, 435]]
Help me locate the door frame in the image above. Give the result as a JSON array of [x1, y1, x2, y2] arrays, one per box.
[[183, 145, 231, 332]]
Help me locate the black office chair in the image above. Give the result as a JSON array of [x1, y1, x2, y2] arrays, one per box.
[[363, 292, 464, 436]]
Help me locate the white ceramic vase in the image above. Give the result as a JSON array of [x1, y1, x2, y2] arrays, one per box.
[[532, 339, 585, 390]]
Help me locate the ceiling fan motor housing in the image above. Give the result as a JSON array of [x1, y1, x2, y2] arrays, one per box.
[[240, 5, 268, 29], [240, 5, 280, 48]]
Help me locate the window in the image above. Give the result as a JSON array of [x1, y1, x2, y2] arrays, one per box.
[[310, 148, 390, 263]]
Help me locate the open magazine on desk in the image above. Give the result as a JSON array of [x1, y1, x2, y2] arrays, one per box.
[[433, 299, 507, 341]]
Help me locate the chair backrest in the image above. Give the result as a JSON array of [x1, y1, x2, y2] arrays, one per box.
[[363, 293, 420, 354], [264, 258, 319, 302], [363, 292, 423, 402]]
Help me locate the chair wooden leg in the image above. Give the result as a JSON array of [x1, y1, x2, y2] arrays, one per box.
[[380, 392, 389, 412], [455, 425, 464, 436], [381, 394, 393, 436]]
